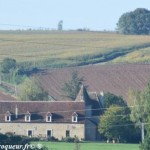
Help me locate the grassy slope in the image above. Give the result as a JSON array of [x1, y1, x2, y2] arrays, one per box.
[[0, 31, 150, 67], [33, 142, 139, 150], [112, 47, 150, 63]]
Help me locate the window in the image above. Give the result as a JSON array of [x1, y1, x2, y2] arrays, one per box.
[[66, 130, 70, 137], [5, 111, 11, 122], [25, 112, 31, 122], [47, 130, 52, 138], [72, 112, 78, 122], [5, 115, 11, 122], [46, 116, 52, 122], [72, 116, 77, 122], [25, 115, 31, 122], [46, 112, 52, 122], [27, 130, 33, 137]]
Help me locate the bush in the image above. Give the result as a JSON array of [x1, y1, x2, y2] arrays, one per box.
[[74, 137, 80, 143], [0, 133, 9, 145], [140, 136, 150, 150], [0, 133, 48, 150], [63, 136, 75, 142], [63, 136, 80, 143], [47, 136, 58, 142], [1, 58, 16, 73]]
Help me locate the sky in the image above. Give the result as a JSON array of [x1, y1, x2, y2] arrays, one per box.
[[0, 0, 150, 31]]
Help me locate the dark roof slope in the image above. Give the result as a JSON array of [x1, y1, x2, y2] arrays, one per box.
[[75, 85, 91, 105], [75, 85, 101, 116], [0, 101, 85, 123]]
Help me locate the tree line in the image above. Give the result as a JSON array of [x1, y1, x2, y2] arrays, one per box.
[[98, 80, 150, 150], [0, 58, 82, 101], [117, 8, 150, 35]]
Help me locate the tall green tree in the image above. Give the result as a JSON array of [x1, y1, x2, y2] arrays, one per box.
[[1, 58, 16, 73], [103, 92, 127, 108], [62, 71, 83, 100], [19, 77, 49, 101], [130, 81, 150, 127], [130, 81, 150, 149], [99, 105, 139, 143], [117, 8, 150, 34]]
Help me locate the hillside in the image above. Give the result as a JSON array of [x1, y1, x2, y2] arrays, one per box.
[[37, 64, 150, 103], [112, 47, 150, 63], [0, 31, 150, 102], [0, 31, 150, 68]]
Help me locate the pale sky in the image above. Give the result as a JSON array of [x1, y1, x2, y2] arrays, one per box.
[[0, 0, 150, 30]]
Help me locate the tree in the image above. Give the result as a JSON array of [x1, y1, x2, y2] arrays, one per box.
[[62, 71, 83, 100], [130, 81, 150, 149], [58, 20, 63, 31], [1, 58, 16, 73], [130, 81, 150, 126], [103, 92, 127, 108], [117, 8, 150, 34], [99, 105, 139, 143], [19, 77, 49, 101], [140, 135, 150, 150]]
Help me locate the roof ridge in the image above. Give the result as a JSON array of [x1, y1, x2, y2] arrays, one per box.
[[0, 101, 84, 103]]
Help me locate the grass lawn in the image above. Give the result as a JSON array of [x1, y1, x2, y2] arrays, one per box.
[[33, 142, 140, 150]]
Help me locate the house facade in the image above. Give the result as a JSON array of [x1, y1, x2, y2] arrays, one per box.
[[0, 86, 101, 140]]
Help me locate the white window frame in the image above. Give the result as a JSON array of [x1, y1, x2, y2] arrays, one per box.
[[46, 115, 52, 122], [72, 115, 78, 122], [27, 129, 33, 137], [25, 115, 31, 122], [5, 115, 11, 122], [46, 129, 53, 138]]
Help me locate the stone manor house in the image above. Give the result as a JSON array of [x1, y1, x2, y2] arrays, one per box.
[[0, 86, 102, 141]]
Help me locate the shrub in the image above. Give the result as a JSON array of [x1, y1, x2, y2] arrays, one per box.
[[140, 135, 150, 150], [63, 136, 75, 142], [47, 136, 58, 142], [63, 136, 80, 143]]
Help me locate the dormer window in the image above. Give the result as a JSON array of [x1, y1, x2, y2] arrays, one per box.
[[46, 112, 52, 122], [25, 111, 31, 122], [5, 111, 11, 122], [72, 112, 78, 122]]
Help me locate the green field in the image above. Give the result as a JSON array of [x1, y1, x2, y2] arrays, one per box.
[[112, 47, 150, 63], [33, 142, 139, 150], [1, 31, 150, 68]]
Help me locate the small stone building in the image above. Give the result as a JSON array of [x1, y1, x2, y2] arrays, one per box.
[[0, 86, 101, 140]]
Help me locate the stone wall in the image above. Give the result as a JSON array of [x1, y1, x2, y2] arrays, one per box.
[[0, 123, 85, 140]]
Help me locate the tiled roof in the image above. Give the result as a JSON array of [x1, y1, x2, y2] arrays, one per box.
[[75, 86, 101, 116], [0, 101, 85, 123], [75, 85, 91, 105]]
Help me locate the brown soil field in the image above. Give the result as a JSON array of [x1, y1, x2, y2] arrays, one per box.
[[37, 64, 150, 103], [0, 91, 16, 101]]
